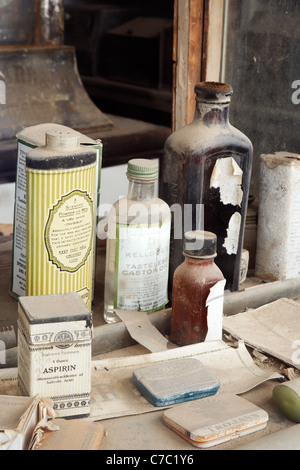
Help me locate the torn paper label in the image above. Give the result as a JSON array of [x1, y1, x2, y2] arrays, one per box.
[[0, 395, 56, 450], [210, 157, 243, 206], [0, 340, 5, 365], [205, 279, 226, 342], [223, 212, 241, 255]]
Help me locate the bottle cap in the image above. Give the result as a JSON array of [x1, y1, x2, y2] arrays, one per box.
[[46, 130, 80, 151], [127, 158, 159, 181], [195, 82, 233, 104], [183, 230, 217, 258]]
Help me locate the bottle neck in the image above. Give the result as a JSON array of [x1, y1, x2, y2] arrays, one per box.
[[194, 100, 230, 126], [184, 255, 215, 266], [127, 179, 156, 201]]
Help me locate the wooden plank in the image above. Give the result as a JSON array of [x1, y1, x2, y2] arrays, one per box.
[[171, 0, 179, 131], [186, 0, 204, 124], [172, 0, 204, 130], [202, 0, 225, 81]]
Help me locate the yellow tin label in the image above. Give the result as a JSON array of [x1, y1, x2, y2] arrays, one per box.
[[45, 189, 93, 273], [26, 164, 96, 308]]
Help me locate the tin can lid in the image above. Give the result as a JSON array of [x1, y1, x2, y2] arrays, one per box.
[[127, 158, 158, 181], [26, 129, 97, 170], [133, 358, 220, 407], [46, 130, 80, 151], [183, 230, 217, 258], [18, 293, 92, 325], [16, 123, 100, 147]]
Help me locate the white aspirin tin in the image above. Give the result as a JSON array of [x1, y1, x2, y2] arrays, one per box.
[[17, 292, 92, 418]]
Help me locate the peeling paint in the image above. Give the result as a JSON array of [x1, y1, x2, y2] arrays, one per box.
[[210, 157, 243, 206], [223, 212, 241, 255], [0, 79, 5, 104]]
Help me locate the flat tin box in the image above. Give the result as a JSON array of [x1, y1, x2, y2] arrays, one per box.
[[17, 292, 92, 418], [132, 358, 220, 407], [163, 392, 269, 448]]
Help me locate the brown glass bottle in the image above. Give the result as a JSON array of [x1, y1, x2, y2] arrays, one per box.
[[160, 82, 253, 296], [170, 231, 225, 346]]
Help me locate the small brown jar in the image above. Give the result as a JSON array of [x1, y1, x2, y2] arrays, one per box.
[[170, 230, 225, 346]]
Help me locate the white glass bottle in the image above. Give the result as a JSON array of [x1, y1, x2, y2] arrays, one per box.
[[104, 158, 171, 323]]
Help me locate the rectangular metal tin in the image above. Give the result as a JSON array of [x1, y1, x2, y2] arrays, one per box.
[[163, 392, 269, 448], [133, 358, 220, 407]]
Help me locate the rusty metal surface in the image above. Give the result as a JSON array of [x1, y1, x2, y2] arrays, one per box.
[[0, 45, 113, 142], [0, 0, 64, 46], [0, 0, 36, 45], [38, 0, 64, 45]]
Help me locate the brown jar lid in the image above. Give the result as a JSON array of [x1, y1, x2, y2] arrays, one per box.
[[183, 230, 217, 258], [195, 82, 233, 103]]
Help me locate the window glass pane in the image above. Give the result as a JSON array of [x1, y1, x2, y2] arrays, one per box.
[[221, 0, 300, 197]]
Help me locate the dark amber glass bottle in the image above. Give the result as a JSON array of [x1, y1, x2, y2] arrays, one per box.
[[160, 82, 253, 296], [170, 231, 225, 346]]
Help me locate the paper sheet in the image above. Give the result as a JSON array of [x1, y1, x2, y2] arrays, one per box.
[[0, 394, 55, 450], [223, 298, 300, 369], [89, 340, 281, 421], [0, 368, 18, 396], [115, 309, 175, 352], [0, 341, 281, 423]]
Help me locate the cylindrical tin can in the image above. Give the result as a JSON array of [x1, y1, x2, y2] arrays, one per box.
[[11, 123, 102, 300], [26, 129, 97, 308], [255, 152, 300, 281]]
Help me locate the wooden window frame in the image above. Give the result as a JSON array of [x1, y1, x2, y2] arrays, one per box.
[[172, 0, 225, 131]]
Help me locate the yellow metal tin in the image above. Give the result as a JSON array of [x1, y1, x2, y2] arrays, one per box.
[[11, 123, 102, 301], [26, 130, 97, 308]]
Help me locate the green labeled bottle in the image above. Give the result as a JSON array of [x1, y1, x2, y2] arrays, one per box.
[[104, 158, 171, 323]]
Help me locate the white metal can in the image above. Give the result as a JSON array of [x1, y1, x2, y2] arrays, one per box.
[[255, 152, 300, 281]]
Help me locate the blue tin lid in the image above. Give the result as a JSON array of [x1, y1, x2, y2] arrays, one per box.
[[132, 358, 220, 407]]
